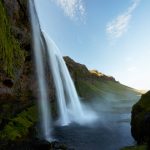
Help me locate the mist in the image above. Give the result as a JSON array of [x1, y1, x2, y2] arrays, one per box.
[[52, 92, 141, 150]]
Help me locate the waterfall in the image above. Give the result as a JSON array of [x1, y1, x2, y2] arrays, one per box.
[[29, 0, 52, 141], [42, 31, 97, 125], [42, 32, 70, 126], [42, 31, 86, 125], [29, 0, 97, 142]]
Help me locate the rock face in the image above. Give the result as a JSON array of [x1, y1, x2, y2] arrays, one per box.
[[0, 0, 31, 100], [131, 91, 150, 144], [0, 1, 42, 147]]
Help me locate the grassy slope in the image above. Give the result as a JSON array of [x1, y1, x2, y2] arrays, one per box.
[[64, 57, 140, 100], [76, 79, 139, 100]]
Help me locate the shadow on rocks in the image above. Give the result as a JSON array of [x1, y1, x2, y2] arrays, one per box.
[[0, 138, 75, 150]]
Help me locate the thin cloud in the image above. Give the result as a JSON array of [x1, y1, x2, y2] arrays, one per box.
[[53, 0, 85, 20], [106, 0, 140, 39]]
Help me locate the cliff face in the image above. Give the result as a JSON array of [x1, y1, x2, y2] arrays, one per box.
[[0, 0, 32, 100], [0, 0, 38, 143], [131, 91, 150, 145], [126, 91, 150, 150]]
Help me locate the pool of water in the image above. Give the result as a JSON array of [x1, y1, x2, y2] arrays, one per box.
[[53, 96, 139, 150]]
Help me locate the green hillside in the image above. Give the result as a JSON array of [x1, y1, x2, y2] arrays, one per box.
[[64, 56, 140, 100]]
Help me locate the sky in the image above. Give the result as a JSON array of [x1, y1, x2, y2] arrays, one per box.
[[34, 0, 150, 90]]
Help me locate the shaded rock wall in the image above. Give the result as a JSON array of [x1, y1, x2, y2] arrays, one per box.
[[0, 0, 38, 141], [131, 91, 150, 145]]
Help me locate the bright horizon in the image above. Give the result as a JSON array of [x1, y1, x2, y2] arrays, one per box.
[[35, 0, 150, 91]]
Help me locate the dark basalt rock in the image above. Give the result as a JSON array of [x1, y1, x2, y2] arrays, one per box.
[[131, 91, 150, 144], [3, 79, 14, 88]]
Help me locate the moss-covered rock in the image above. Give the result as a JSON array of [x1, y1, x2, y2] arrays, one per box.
[[0, 0, 25, 77], [0, 105, 38, 141], [131, 91, 150, 144]]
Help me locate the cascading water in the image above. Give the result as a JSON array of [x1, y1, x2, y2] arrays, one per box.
[[29, 0, 52, 141], [42, 31, 70, 126], [42, 31, 96, 125], [29, 0, 97, 142], [42, 31, 85, 125]]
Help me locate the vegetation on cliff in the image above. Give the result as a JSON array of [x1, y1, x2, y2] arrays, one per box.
[[0, 106, 37, 141], [0, 0, 35, 145], [0, 0, 24, 77]]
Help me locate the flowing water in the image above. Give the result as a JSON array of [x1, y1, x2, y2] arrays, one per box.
[[29, 0, 96, 141], [42, 31, 97, 125], [29, 0, 52, 141]]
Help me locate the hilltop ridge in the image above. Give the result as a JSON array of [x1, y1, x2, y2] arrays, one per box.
[[64, 56, 117, 83], [64, 56, 139, 99]]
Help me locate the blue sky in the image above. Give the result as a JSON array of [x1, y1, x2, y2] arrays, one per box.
[[35, 0, 150, 90]]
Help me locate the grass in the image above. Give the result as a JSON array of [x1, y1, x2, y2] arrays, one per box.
[[76, 80, 102, 98], [76, 78, 139, 100]]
